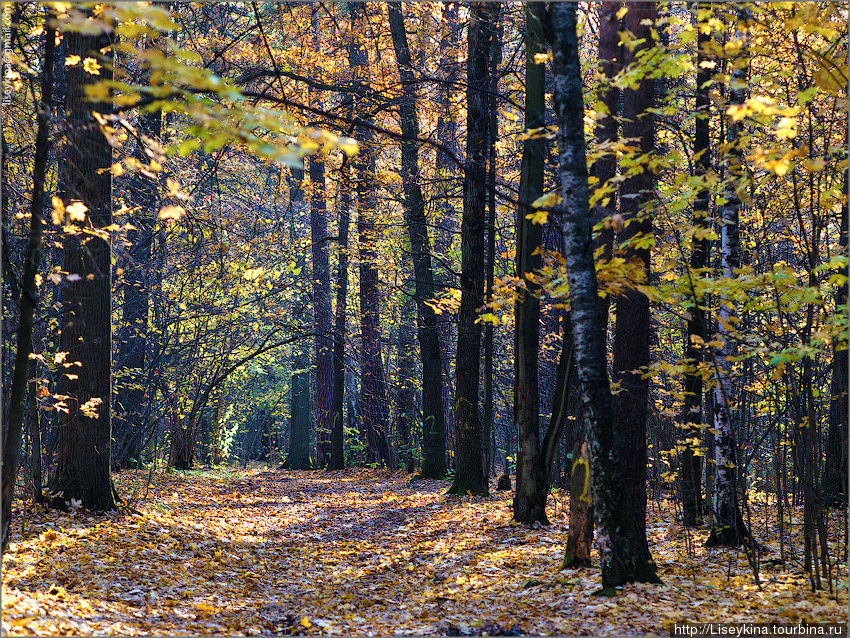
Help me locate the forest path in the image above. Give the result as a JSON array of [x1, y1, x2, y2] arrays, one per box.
[[2, 467, 846, 635]]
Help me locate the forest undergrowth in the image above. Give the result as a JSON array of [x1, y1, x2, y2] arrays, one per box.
[[2, 467, 847, 636]]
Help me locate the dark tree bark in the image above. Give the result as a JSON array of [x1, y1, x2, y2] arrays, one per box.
[[551, 1, 661, 589], [395, 283, 417, 473], [1, 20, 55, 552], [823, 163, 848, 506], [349, 2, 390, 465], [309, 8, 334, 469], [114, 94, 161, 470], [435, 0, 461, 448], [680, 3, 711, 527], [284, 163, 313, 470], [447, 1, 497, 497], [611, 1, 658, 564], [387, 1, 447, 478], [513, 2, 549, 525], [482, 3, 503, 480], [310, 153, 333, 468], [329, 161, 351, 471], [49, 22, 119, 511]]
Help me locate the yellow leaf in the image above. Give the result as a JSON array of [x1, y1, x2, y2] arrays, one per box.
[[338, 137, 359, 157], [66, 201, 88, 222], [82, 57, 101, 75], [51, 196, 65, 225], [159, 205, 185, 221], [300, 617, 312, 629], [65, 54, 81, 66]]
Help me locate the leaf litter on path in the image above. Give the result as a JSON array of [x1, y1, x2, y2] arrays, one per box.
[[2, 467, 846, 635]]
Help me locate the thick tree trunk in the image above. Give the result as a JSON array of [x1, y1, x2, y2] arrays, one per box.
[[680, 3, 712, 527], [329, 162, 351, 471], [564, 440, 593, 568], [706, 7, 751, 547], [387, 2, 447, 478], [447, 1, 496, 497], [513, 2, 548, 525], [1, 21, 55, 552], [611, 1, 658, 564], [50, 24, 118, 511], [285, 163, 313, 470], [309, 8, 334, 467], [551, 2, 661, 589], [169, 413, 196, 470], [349, 2, 390, 465], [310, 152, 333, 467]]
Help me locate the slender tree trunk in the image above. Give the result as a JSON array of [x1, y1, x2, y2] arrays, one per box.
[[114, 85, 160, 470], [28, 357, 43, 502], [387, 2, 447, 478], [513, 2, 548, 525], [824, 166, 848, 506], [349, 2, 389, 465], [435, 0, 461, 450], [447, 1, 496, 497], [482, 4, 503, 485], [563, 0, 622, 562], [611, 1, 658, 564], [680, 3, 711, 527], [551, 2, 661, 589], [329, 162, 351, 471], [396, 283, 417, 473], [706, 6, 751, 547], [50, 23, 118, 511], [1, 20, 55, 551]]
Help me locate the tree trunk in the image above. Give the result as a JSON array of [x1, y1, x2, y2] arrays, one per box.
[[823, 166, 848, 506], [285, 162, 313, 470], [114, 90, 160, 470], [349, 2, 390, 465], [435, 0, 461, 450], [396, 282, 417, 473], [706, 6, 751, 547], [50, 23, 118, 511], [447, 1, 496, 497], [387, 1, 447, 478], [309, 9, 334, 468], [551, 2, 661, 589], [1, 20, 55, 552], [310, 152, 333, 467], [513, 2, 548, 525], [680, 2, 711, 527], [329, 161, 351, 471], [482, 3, 503, 484], [611, 1, 658, 564], [564, 440, 593, 567], [169, 413, 196, 470]]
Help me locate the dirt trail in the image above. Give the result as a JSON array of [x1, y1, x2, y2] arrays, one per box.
[[2, 467, 845, 635]]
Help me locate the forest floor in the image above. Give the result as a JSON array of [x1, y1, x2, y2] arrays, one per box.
[[2, 466, 847, 636]]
